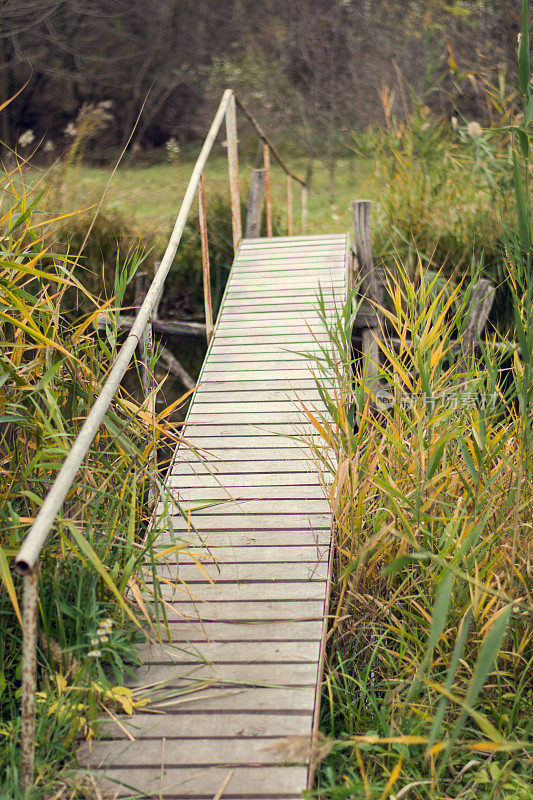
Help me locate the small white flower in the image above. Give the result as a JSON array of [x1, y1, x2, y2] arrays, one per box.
[[87, 649, 101, 658], [467, 121, 483, 139], [43, 140, 54, 152], [64, 122, 77, 137], [18, 130, 35, 148], [90, 638, 99, 646], [102, 618, 113, 629], [96, 628, 107, 638], [451, 116, 458, 131], [99, 635, 109, 643]]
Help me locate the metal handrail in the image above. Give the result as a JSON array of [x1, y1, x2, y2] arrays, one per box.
[[13, 88, 308, 791]]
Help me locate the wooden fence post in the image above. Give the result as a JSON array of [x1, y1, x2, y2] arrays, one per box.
[[287, 175, 293, 235], [351, 199, 383, 385], [225, 94, 242, 252], [263, 143, 272, 237], [245, 168, 265, 238], [199, 175, 214, 343], [455, 278, 495, 375]]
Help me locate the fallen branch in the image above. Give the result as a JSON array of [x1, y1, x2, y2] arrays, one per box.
[[157, 345, 195, 390]]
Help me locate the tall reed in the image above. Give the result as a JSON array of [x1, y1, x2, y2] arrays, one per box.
[[0, 161, 193, 797]]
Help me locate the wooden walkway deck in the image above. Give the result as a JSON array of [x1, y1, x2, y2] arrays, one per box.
[[84, 234, 350, 798]]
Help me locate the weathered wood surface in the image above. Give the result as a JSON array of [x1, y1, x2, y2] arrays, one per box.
[[245, 168, 265, 237], [84, 234, 348, 798]]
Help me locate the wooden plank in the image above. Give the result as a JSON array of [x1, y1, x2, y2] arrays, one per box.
[[163, 623, 323, 644], [231, 261, 345, 272], [235, 249, 345, 260], [90, 765, 308, 798], [143, 600, 326, 623], [221, 300, 339, 311], [240, 233, 344, 243], [179, 435, 323, 448], [164, 485, 326, 500], [141, 596, 324, 622], [166, 472, 324, 488], [173, 500, 328, 514], [123, 662, 319, 688], [205, 344, 330, 354], [186, 413, 323, 424], [192, 391, 322, 404], [196, 377, 323, 386], [135, 641, 321, 664], [156, 531, 330, 548], [99, 711, 313, 740], [81, 737, 308, 767], [187, 402, 317, 415], [170, 462, 319, 475], [156, 581, 328, 603], [226, 278, 345, 290], [170, 514, 331, 530], [157, 561, 329, 583], [202, 356, 325, 367], [215, 319, 329, 331], [225, 288, 343, 300], [171, 451, 317, 464]]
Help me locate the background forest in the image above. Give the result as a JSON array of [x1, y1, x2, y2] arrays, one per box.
[[1, 1, 522, 178]]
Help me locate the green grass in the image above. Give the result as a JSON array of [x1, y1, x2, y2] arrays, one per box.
[[30, 151, 371, 242], [27, 132, 515, 331]]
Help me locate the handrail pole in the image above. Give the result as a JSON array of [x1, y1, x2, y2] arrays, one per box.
[[235, 96, 306, 187], [199, 174, 214, 342], [286, 175, 293, 236], [225, 94, 241, 252], [13, 86, 309, 791], [263, 143, 272, 237], [14, 88, 233, 578], [301, 185, 308, 235], [20, 569, 39, 792]]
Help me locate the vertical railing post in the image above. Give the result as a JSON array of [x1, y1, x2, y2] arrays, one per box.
[[286, 175, 293, 236], [20, 568, 39, 793], [351, 199, 382, 387], [225, 93, 241, 252], [301, 184, 307, 235], [136, 271, 156, 506], [245, 168, 266, 238], [263, 143, 272, 237], [199, 174, 214, 343]]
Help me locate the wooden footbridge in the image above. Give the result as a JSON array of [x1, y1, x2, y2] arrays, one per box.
[[14, 90, 366, 799], [84, 232, 349, 797]]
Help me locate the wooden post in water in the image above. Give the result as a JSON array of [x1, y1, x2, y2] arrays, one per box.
[[351, 199, 383, 385], [225, 94, 242, 252], [454, 278, 495, 376], [245, 168, 266, 238], [263, 143, 272, 237], [287, 175, 293, 235], [199, 175, 214, 343]]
